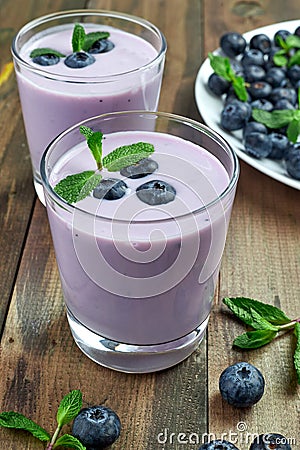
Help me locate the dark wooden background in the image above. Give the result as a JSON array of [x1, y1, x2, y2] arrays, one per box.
[[0, 1, 299, 449]]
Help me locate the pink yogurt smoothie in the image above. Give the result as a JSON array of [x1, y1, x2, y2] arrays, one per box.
[[14, 24, 164, 174], [45, 130, 234, 346]]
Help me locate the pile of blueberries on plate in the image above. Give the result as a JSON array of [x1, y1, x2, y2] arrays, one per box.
[[69, 362, 292, 449], [207, 26, 300, 181]]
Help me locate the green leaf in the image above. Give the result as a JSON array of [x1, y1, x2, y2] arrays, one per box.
[[54, 433, 86, 449], [223, 297, 291, 325], [233, 329, 278, 349], [232, 75, 248, 101], [56, 390, 82, 428], [223, 297, 281, 331], [72, 24, 86, 52], [54, 170, 101, 203], [82, 31, 110, 52], [208, 53, 234, 81], [103, 142, 155, 172], [285, 34, 300, 49], [252, 108, 296, 128], [287, 117, 300, 143], [0, 411, 50, 441], [80, 125, 94, 140], [289, 49, 300, 67], [30, 48, 65, 58], [80, 127, 103, 167], [273, 53, 288, 66], [294, 322, 300, 384]]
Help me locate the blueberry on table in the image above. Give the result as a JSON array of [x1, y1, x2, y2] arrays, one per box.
[[136, 180, 176, 205], [32, 53, 60, 66], [72, 405, 121, 449], [120, 157, 159, 179], [64, 51, 95, 68], [249, 433, 292, 450], [249, 33, 272, 54], [93, 178, 128, 200], [88, 39, 115, 54], [221, 100, 251, 131], [220, 32, 246, 57], [244, 132, 272, 158], [219, 361, 265, 407], [207, 72, 231, 96], [198, 439, 240, 450]]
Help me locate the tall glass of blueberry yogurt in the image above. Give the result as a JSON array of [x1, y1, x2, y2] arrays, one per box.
[[40, 111, 239, 373], [11, 10, 167, 203]]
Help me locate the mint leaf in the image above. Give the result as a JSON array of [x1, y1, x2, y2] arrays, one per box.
[[294, 322, 300, 384], [233, 329, 278, 349], [103, 142, 155, 172], [0, 411, 50, 441], [252, 108, 296, 128], [80, 126, 103, 168], [30, 48, 65, 58], [223, 297, 291, 325], [82, 31, 110, 52], [72, 24, 86, 52], [208, 53, 234, 81], [273, 52, 288, 66], [287, 117, 300, 143], [54, 433, 86, 449], [289, 49, 300, 67], [54, 170, 101, 203], [285, 34, 300, 49], [56, 390, 82, 428], [232, 75, 248, 102]]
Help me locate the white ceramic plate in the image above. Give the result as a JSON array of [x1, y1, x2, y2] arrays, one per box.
[[195, 20, 300, 190]]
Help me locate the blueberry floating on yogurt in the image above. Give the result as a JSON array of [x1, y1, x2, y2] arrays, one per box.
[[136, 180, 176, 205], [93, 178, 128, 200], [30, 48, 65, 66], [219, 362, 265, 408], [72, 405, 121, 449], [88, 38, 115, 54], [64, 51, 95, 68], [120, 157, 158, 179]]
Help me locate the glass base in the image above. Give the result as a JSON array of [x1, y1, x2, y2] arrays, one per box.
[[34, 174, 46, 206], [67, 310, 209, 373]]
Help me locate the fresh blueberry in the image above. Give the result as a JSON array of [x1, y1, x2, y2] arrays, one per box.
[[220, 32, 246, 57], [285, 143, 300, 180], [269, 132, 289, 159], [249, 433, 292, 450], [269, 87, 297, 105], [287, 64, 300, 85], [274, 29, 291, 45], [241, 49, 264, 67], [88, 39, 115, 54], [64, 51, 95, 68], [243, 121, 268, 139], [198, 439, 240, 450], [93, 178, 128, 200], [136, 180, 176, 205], [250, 98, 273, 111], [273, 98, 295, 110], [72, 405, 121, 449], [243, 65, 266, 83], [249, 33, 272, 54], [225, 88, 252, 104], [208, 73, 231, 96], [120, 158, 158, 179], [221, 100, 251, 131], [244, 132, 272, 158], [295, 25, 300, 37], [32, 54, 60, 66], [248, 81, 272, 99], [265, 67, 287, 88], [219, 361, 265, 407]]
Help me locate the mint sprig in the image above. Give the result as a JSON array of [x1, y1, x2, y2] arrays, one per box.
[[54, 126, 154, 203], [274, 34, 300, 67], [252, 88, 300, 143], [223, 297, 300, 384], [208, 52, 248, 101], [72, 24, 110, 53], [0, 390, 86, 449]]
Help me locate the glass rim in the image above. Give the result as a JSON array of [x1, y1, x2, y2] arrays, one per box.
[[40, 110, 240, 224], [11, 9, 167, 83]]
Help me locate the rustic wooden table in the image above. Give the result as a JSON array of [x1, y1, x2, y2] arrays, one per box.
[[0, 0, 299, 449]]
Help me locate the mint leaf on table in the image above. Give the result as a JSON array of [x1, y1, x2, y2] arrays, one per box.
[[103, 142, 155, 172], [223, 296, 300, 384], [56, 390, 82, 428], [82, 31, 110, 52], [294, 323, 300, 384], [0, 411, 50, 441], [54, 171, 102, 203], [208, 52, 248, 101], [54, 434, 86, 449], [30, 48, 65, 58], [72, 23, 86, 52]]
